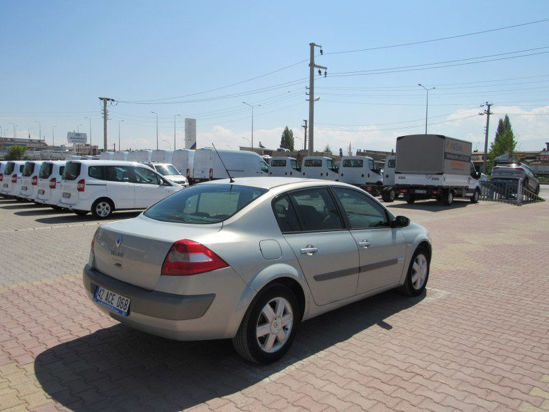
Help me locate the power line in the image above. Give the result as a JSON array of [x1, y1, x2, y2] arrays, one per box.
[[330, 46, 549, 77], [327, 18, 549, 56]]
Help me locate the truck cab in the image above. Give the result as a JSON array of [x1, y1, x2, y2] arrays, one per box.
[[301, 156, 339, 180]]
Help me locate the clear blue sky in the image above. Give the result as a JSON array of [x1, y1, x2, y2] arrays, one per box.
[[1, 0, 548, 153]]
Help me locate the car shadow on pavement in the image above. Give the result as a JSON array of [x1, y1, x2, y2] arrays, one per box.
[[1, 202, 46, 210], [387, 200, 471, 212], [15, 208, 61, 216], [35, 211, 141, 224], [34, 290, 425, 411]]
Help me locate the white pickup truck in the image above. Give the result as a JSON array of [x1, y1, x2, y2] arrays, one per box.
[[382, 134, 481, 205]]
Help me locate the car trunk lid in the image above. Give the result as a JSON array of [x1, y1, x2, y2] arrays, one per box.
[[93, 214, 223, 290]]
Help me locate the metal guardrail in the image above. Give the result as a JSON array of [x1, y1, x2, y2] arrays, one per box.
[[480, 180, 544, 205]]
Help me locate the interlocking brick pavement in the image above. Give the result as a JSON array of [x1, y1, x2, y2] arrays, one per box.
[[1, 195, 548, 411]]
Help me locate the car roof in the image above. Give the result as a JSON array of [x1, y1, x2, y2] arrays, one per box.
[[203, 176, 356, 191], [66, 160, 148, 166]]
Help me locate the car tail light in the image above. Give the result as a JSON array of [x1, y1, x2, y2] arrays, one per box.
[[77, 179, 85, 192], [400, 188, 407, 193], [0, 173, 3, 182], [186, 168, 190, 178], [209, 168, 213, 180], [49, 178, 56, 189], [161, 239, 228, 276], [91, 228, 100, 258], [12, 174, 17, 183], [32, 176, 38, 186]]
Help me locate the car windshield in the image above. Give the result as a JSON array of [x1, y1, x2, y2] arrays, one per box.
[[144, 184, 267, 224], [155, 164, 179, 175]]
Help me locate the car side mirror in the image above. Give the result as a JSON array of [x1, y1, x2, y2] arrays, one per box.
[[392, 215, 410, 228]]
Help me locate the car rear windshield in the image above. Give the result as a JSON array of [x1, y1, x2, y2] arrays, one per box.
[[39, 163, 54, 179], [4, 163, 15, 174], [63, 162, 82, 180], [23, 163, 35, 176], [144, 184, 267, 224]]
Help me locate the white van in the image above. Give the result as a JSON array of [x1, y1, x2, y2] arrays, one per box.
[[19, 161, 44, 201], [338, 156, 383, 188], [0, 162, 6, 194], [193, 148, 269, 182], [301, 156, 339, 180], [35, 161, 66, 208], [58, 160, 183, 218], [151, 150, 173, 164], [127, 150, 152, 163], [171, 149, 195, 181], [1, 161, 26, 198], [113, 151, 129, 161], [383, 155, 396, 186], [269, 157, 300, 177], [144, 162, 189, 186]]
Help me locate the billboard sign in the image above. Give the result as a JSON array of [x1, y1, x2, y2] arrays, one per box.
[[67, 132, 87, 144]]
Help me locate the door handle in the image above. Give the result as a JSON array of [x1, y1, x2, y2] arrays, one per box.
[[300, 246, 318, 255], [358, 240, 370, 248]]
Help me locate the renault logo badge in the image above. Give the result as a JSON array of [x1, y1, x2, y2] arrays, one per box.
[[115, 235, 123, 248]]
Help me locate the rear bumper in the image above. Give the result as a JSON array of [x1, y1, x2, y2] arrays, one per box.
[[82, 264, 242, 341], [84, 264, 215, 321]]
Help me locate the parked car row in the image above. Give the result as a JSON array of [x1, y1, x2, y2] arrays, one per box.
[[101, 149, 384, 191], [0, 159, 184, 218]]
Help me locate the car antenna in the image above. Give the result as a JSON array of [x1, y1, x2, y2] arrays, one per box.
[[212, 143, 234, 183]]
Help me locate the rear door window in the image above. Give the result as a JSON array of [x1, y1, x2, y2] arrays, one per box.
[[288, 188, 345, 231], [63, 162, 81, 180], [39, 163, 53, 179], [23, 163, 35, 176]]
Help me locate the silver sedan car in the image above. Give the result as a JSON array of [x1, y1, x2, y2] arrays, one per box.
[[84, 177, 432, 363]]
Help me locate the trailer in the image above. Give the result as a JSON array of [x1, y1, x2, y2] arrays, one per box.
[[382, 134, 481, 205]]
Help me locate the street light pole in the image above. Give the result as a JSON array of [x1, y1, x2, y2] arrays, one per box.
[[173, 114, 180, 150], [418, 83, 435, 134], [118, 120, 124, 151], [242, 102, 260, 150], [151, 112, 159, 150]]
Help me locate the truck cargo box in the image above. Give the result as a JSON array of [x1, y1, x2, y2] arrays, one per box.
[[396, 134, 472, 176]]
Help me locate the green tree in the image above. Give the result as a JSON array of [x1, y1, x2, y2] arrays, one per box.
[[5, 145, 26, 160], [280, 126, 294, 151], [487, 114, 517, 172]]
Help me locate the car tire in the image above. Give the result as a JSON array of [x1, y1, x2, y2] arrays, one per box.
[[535, 184, 540, 195], [92, 198, 114, 219], [443, 190, 454, 205], [470, 189, 480, 203], [399, 247, 430, 297], [405, 193, 415, 204], [233, 283, 299, 364]]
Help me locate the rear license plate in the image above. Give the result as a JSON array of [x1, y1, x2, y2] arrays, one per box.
[[63, 192, 71, 198], [93, 286, 130, 316], [21, 186, 27, 191], [415, 189, 427, 194], [38, 189, 45, 195]]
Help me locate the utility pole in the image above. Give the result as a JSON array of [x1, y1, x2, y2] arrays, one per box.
[[302, 120, 308, 151], [418, 84, 435, 134], [99, 97, 115, 151], [480, 102, 493, 173], [307, 42, 327, 155]]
